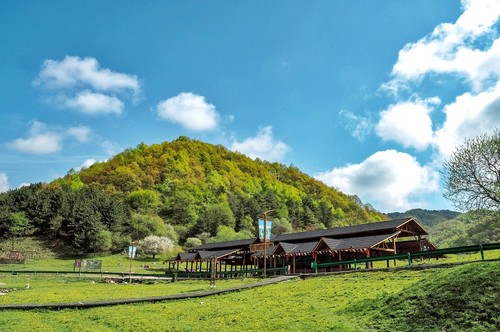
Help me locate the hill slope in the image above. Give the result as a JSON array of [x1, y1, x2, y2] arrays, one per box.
[[1, 137, 385, 254], [387, 208, 460, 228]]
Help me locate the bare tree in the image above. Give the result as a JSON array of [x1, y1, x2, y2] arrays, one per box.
[[443, 129, 500, 211]]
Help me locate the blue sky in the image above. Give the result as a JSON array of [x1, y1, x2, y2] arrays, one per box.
[[1, 0, 499, 213]]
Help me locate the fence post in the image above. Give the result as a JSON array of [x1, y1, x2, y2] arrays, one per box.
[[479, 244, 485, 261], [354, 259, 357, 271], [407, 252, 412, 267]]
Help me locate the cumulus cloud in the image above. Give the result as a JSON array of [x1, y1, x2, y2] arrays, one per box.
[[375, 98, 439, 150], [35, 56, 140, 93], [7, 121, 63, 154], [77, 159, 98, 171], [156, 92, 220, 131], [384, 0, 500, 92], [34, 56, 140, 115], [0, 173, 9, 192], [7, 121, 90, 155], [434, 81, 500, 158], [315, 150, 439, 212], [230, 126, 291, 162], [339, 110, 372, 141], [63, 91, 124, 115]]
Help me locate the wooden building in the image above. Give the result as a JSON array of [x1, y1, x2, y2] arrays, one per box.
[[168, 218, 436, 276]]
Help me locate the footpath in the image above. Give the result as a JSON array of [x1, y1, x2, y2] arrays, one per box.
[[0, 275, 297, 310]]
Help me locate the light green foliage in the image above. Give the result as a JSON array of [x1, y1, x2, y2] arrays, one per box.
[[183, 237, 202, 250], [429, 210, 500, 248], [127, 213, 165, 240], [209, 225, 253, 243], [126, 189, 161, 213], [0, 137, 386, 255]]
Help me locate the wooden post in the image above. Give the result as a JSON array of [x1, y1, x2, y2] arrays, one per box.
[[392, 238, 397, 266]]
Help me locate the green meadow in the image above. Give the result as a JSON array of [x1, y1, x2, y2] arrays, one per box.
[[0, 257, 498, 331]]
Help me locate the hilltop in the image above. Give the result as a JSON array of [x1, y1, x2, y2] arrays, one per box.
[[0, 137, 385, 254]]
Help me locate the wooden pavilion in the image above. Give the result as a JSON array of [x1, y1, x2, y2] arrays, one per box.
[[168, 218, 437, 276]]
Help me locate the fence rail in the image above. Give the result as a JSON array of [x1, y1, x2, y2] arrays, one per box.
[[311, 242, 500, 273]]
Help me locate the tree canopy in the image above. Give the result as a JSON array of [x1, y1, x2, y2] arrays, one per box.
[[443, 130, 500, 211], [0, 137, 386, 254]]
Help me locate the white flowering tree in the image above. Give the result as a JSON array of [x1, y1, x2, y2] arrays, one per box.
[[138, 235, 173, 259]]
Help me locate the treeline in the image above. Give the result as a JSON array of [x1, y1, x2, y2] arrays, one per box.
[[429, 210, 500, 248], [0, 137, 385, 254]]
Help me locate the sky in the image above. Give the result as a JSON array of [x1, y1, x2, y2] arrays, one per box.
[[1, 0, 499, 213]]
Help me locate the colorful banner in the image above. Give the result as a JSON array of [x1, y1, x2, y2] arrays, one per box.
[[258, 219, 272, 240], [128, 245, 137, 259]]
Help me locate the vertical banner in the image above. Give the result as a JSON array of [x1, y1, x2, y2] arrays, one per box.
[[258, 219, 272, 240], [128, 245, 137, 259]]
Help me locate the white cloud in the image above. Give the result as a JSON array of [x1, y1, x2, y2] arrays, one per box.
[[434, 81, 500, 158], [34, 56, 140, 115], [339, 110, 372, 141], [35, 56, 140, 93], [7, 121, 63, 155], [0, 173, 9, 192], [77, 159, 98, 171], [66, 126, 91, 143], [315, 150, 439, 212], [63, 91, 124, 115], [384, 0, 500, 92], [230, 126, 291, 162], [375, 98, 438, 150], [7, 121, 91, 155], [156, 92, 220, 131]]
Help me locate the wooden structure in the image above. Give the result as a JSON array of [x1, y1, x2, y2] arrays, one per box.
[[169, 218, 437, 277]]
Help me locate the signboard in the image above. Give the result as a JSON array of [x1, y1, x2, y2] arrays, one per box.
[[128, 245, 137, 259], [249, 242, 274, 253], [74, 259, 102, 272], [258, 219, 272, 241]]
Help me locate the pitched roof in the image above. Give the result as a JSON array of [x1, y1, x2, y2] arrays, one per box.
[[190, 238, 258, 251], [271, 218, 419, 243], [196, 248, 242, 260], [317, 232, 400, 251]]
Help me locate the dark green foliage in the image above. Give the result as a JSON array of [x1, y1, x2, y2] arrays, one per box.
[[361, 262, 500, 332]]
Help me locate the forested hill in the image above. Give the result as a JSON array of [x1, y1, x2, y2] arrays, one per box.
[[0, 137, 385, 254], [387, 209, 460, 228]]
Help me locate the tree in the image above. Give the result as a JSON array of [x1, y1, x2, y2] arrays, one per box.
[[183, 237, 202, 251], [443, 130, 500, 211], [138, 235, 173, 259]]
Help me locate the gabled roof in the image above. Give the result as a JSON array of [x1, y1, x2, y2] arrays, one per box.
[[270, 218, 423, 243], [174, 252, 198, 261], [315, 232, 400, 252], [190, 238, 258, 251], [197, 248, 242, 260], [288, 241, 317, 255]]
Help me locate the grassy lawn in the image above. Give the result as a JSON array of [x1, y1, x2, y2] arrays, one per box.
[[0, 261, 497, 331], [0, 276, 255, 304]]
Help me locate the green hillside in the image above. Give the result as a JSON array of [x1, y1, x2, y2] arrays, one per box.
[[387, 208, 460, 228], [0, 137, 385, 254]]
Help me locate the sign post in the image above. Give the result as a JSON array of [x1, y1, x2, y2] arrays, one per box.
[[260, 209, 274, 277], [128, 242, 137, 282]]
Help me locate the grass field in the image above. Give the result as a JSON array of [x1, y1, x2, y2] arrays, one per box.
[[0, 259, 498, 331]]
